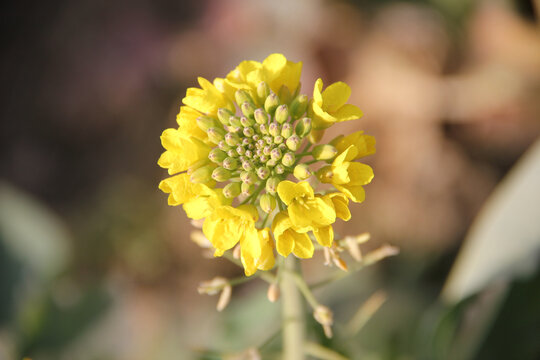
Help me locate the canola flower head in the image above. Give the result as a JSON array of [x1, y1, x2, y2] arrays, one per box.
[[158, 53, 375, 275]]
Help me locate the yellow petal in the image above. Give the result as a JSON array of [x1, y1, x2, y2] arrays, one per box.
[[262, 54, 302, 94], [321, 81, 351, 113], [277, 181, 314, 205], [240, 224, 262, 276], [277, 231, 295, 257], [176, 106, 207, 141], [312, 78, 324, 105], [333, 104, 363, 122], [158, 173, 194, 206], [313, 225, 334, 247], [335, 184, 366, 203], [289, 197, 336, 229], [327, 193, 351, 221], [332, 131, 376, 159], [256, 228, 275, 271], [348, 162, 374, 186], [291, 231, 314, 258]]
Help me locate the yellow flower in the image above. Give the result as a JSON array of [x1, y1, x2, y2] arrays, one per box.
[[317, 145, 374, 203], [241, 228, 276, 276], [157, 128, 211, 175], [276, 181, 336, 230], [203, 205, 263, 275], [272, 211, 314, 258], [183, 77, 235, 115], [176, 106, 207, 141], [183, 186, 230, 220], [322, 193, 351, 221], [309, 78, 363, 130], [330, 131, 376, 160]]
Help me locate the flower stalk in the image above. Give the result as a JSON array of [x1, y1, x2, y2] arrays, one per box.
[[281, 256, 305, 360]]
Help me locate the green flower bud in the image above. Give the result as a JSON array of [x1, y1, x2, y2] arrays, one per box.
[[260, 194, 277, 213], [243, 127, 255, 138], [286, 134, 301, 151], [241, 102, 256, 119], [217, 108, 234, 125], [240, 116, 255, 127], [278, 143, 288, 152], [227, 149, 237, 158], [225, 132, 240, 146], [269, 122, 280, 137], [295, 117, 312, 137], [236, 146, 246, 156], [229, 116, 242, 128], [191, 165, 214, 183], [259, 154, 268, 163], [223, 182, 241, 199], [223, 157, 239, 170], [187, 158, 211, 175], [263, 145, 272, 156], [207, 127, 226, 144], [275, 104, 289, 124], [244, 150, 253, 158], [274, 135, 284, 144], [257, 166, 270, 180], [212, 167, 232, 182], [265, 177, 281, 194], [259, 123, 268, 135], [218, 140, 231, 151], [257, 82, 270, 103], [235, 89, 253, 106], [209, 148, 227, 164], [289, 94, 308, 119], [267, 158, 277, 167], [270, 148, 282, 161], [264, 136, 273, 145], [197, 116, 221, 132], [264, 92, 280, 115], [293, 164, 312, 180], [278, 85, 293, 105], [312, 144, 338, 160], [254, 108, 269, 124], [240, 171, 258, 185], [281, 123, 293, 138], [282, 152, 295, 167], [242, 160, 254, 171], [275, 164, 285, 174], [241, 182, 255, 196]]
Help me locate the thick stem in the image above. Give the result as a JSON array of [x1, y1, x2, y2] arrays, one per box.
[[280, 256, 305, 360]]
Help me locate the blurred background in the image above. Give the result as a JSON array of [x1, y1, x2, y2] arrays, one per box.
[[1, 0, 540, 359]]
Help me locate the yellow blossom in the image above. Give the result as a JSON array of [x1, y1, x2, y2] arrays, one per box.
[[272, 211, 314, 258], [157, 128, 211, 175], [317, 145, 374, 203], [176, 106, 207, 141], [330, 131, 376, 160], [241, 228, 276, 276], [183, 77, 235, 115], [276, 181, 336, 230], [309, 78, 363, 130]]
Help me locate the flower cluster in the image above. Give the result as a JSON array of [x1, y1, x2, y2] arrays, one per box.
[[158, 54, 375, 276]]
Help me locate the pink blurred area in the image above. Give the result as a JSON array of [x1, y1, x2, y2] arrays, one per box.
[[1, 0, 539, 358]]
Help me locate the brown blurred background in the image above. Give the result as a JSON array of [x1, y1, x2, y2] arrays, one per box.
[[1, 0, 539, 359]]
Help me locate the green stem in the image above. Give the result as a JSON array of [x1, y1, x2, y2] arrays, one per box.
[[281, 256, 305, 360]]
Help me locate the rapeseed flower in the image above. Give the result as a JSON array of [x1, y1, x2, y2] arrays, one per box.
[[158, 53, 374, 275]]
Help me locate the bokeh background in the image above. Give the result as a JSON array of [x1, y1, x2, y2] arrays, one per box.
[[1, 0, 540, 359]]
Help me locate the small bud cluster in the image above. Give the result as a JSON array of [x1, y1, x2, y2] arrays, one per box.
[[198, 83, 316, 212]]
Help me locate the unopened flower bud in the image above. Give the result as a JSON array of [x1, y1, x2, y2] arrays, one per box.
[[241, 102, 256, 119], [217, 108, 234, 125], [257, 81, 270, 103], [286, 135, 301, 151], [282, 152, 295, 167], [212, 167, 232, 182], [240, 127, 252, 138], [293, 164, 312, 180], [257, 166, 270, 180], [264, 136, 273, 145], [289, 94, 308, 119], [222, 157, 239, 170], [274, 104, 289, 124], [265, 177, 280, 194], [278, 85, 292, 105], [236, 146, 246, 156], [245, 149, 253, 158], [207, 127, 226, 144], [269, 122, 280, 137], [187, 158, 210, 175], [254, 108, 269, 125], [209, 148, 227, 164], [275, 164, 285, 174], [264, 93, 280, 115], [259, 123, 268, 135], [225, 132, 240, 146], [313, 144, 338, 160], [274, 135, 284, 144], [191, 165, 214, 183], [281, 123, 293, 138], [197, 116, 220, 132], [227, 149, 237, 158], [240, 171, 258, 184], [235, 89, 253, 106], [263, 145, 272, 156], [228, 116, 242, 128], [270, 148, 282, 161], [218, 140, 231, 151], [260, 194, 277, 213], [259, 154, 268, 163], [242, 160, 254, 171], [241, 182, 255, 196], [266, 158, 277, 167], [295, 117, 312, 137], [223, 182, 241, 198]]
